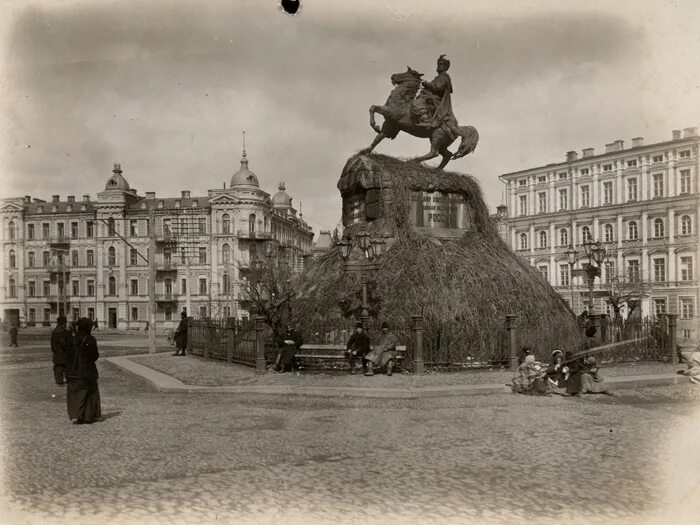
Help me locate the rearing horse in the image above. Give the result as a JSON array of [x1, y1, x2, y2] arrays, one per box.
[[362, 67, 479, 170]]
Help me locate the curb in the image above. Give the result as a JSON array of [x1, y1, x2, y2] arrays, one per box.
[[106, 356, 688, 399]]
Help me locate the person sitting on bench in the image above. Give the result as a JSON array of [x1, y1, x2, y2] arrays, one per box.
[[345, 322, 370, 374], [364, 322, 398, 377], [274, 325, 303, 373]]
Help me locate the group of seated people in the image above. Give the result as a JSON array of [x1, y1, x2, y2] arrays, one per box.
[[511, 345, 613, 397]]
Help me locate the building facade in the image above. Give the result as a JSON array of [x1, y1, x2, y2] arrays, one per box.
[[498, 127, 700, 339], [0, 150, 314, 330]]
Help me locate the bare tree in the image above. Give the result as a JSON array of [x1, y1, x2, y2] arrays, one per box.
[[604, 272, 653, 324]]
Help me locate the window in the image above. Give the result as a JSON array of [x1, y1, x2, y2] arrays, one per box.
[[71, 250, 78, 266], [43, 308, 50, 322], [628, 221, 638, 240], [87, 307, 94, 321], [652, 154, 664, 163], [86, 250, 94, 266], [71, 222, 79, 238], [27, 224, 34, 239], [538, 192, 547, 213], [581, 226, 591, 244], [131, 307, 139, 321], [222, 214, 231, 234], [680, 297, 695, 319], [130, 279, 139, 296], [198, 218, 206, 235], [626, 159, 637, 167], [199, 306, 207, 318], [129, 220, 137, 237], [680, 256, 694, 281], [107, 217, 115, 236], [7, 279, 16, 298], [9, 249, 16, 268], [72, 280, 80, 296], [627, 260, 640, 281], [86, 221, 94, 238], [537, 175, 546, 183], [199, 278, 207, 295], [108, 276, 116, 296], [679, 150, 691, 158], [559, 189, 568, 211], [519, 233, 528, 250], [519, 195, 527, 216], [43, 281, 50, 296], [198, 247, 207, 264], [165, 307, 172, 321], [538, 230, 547, 248], [680, 215, 692, 235], [653, 258, 666, 282], [603, 164, 613, 172], [627, 178, 638, 201], [653, 298, 667, 315], [559, 228, 568, 246], [652, 174, 664, 198], [87, 280, 94, 296], [654, 218, 664, 238], [71, 307, 79, 321], [580, 168, 590, 175], [42, 223, 50, 238], [222, 243, 230, 264], [518, 179, 527, 187], [680, 169, 691, 194], [55, 223, 64, 239], [8, 221, 16, 240], [130, 248, 138, 266], [222, 273, 230, 294], [604, 261, 615, 284], [580, 186, 590, 207], [164, 278, 172, 294], [538, 265, 549, 282], [604, 224, 614, 243], [181, 278, 187, 294], [28, 308, 35, 324], [28, 251, 35, 267], [603, 182, 613, 204], [28, 281, 35, 297], [248, 214, 256, 233], [108, 246, 116, 266], [163, 219, 172, 236], [558, 172, 568, 180], [559, 265, 570, 286]]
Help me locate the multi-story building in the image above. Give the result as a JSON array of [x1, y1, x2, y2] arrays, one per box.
[[498, 127, 699, 339], [0, 149, 314, 330]]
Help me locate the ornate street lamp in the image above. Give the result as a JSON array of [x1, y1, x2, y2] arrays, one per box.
[[565, 244, 578, 313], [581, 240, 606, 314]]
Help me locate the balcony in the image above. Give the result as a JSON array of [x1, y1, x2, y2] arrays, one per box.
[[155, 262, 178, 273], [156, 294, 177, 303], [48, 235, 71, 247], [155, 233, 178, 246], [236, 230, 271, 240], [46, 263, 70, 274]]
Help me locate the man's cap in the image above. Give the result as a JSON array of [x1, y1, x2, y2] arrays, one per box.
[[181, 311, 187, 318], [57, 316, 67, 323], [552, 349, 563, 357], [381, 322, 389, 329]]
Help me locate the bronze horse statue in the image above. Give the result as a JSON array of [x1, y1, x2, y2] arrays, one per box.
[[362, 67, 479, 169]]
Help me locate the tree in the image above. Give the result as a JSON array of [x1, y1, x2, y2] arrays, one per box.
[[604, 272, 652, 324]]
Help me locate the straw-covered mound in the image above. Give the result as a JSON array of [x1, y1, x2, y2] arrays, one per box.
[[294, 154, 582, 366]]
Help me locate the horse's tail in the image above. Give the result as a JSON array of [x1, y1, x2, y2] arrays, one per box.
[[454, 125, 479, 158]]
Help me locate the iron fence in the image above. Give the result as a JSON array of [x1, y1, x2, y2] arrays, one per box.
[[596, 316, 670, 363], [187, 318, 275, 367]]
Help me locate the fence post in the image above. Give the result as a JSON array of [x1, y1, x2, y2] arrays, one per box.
[[667, 313, 678, 364], [412, 314, 424, 374], [506, 314, 518, 371], [255, 316, 266, 373]]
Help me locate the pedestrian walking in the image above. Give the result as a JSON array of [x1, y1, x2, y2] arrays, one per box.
[[50, 316, 73, 385], [364, 322, 398, 376], [345, 322, 370, 374], [8, 323, 18, 347], [65, 317, 102, 424], [173, 311, 188, 356]]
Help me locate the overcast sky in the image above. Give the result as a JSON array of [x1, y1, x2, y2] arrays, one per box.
[[1, 0, 699, 235]]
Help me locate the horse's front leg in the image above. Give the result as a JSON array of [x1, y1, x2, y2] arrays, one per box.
[[369, 105, 381, 134], [360, 132, 386, 155]]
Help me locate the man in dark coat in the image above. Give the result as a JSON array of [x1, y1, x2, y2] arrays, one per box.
[[8, 323, 18, 347], [65, 317, 101, 424], [173, 311, 188, 356], [274, 325, 303, 373], [364, 322, 399, 376], [345, 322, 370, 374], [51, 316, 73, 385]]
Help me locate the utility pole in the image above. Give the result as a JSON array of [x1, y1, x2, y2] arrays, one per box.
[[148, 207, 156, 354], [185, 256, 191, 316]]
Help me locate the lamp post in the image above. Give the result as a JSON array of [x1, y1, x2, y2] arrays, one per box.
[[337, 231, 386, 329], [565, 244, 578, 313], [581, 240, 607, 314]]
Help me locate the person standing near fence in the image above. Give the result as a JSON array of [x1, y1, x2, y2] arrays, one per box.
[[345, 322, 370, 374], [173, 312, 188, 356], [51, 316, 73, 386]]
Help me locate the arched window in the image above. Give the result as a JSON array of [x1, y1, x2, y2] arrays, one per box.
[[107, 217, 115, 236], [559, 228, 568, 247], [681, 215, 692, 235], [248, 213, 256, 233], [108, 246, 116, 266], [108, 276, 116, 296], [581, 226, 591, 244], [222, 243, 230, 264], [628, 221, 638, 240], [604, 224, 614, 243], [538, 230, 547, 248], [8, 278, 16, 298], [9, 249, 16, 268], [222, 273, 230, 294], [8, 221, 16, 240], [519, 233, 528, 250], [654, 218, 664, 238], [222, 214, 230, 234]]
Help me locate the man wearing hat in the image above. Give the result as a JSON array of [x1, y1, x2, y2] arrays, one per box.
[[413, 54, 459, 139], [364, 321, 399, 376], [51, 316, 73, 385], [345, 322, 371, 374], [173, 311, 188, 356]]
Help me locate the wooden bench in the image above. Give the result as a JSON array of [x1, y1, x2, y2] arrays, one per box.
[[295, 344, 407, 371]]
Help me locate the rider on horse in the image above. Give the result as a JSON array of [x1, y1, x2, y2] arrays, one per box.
[[413, 55, 460, 140]]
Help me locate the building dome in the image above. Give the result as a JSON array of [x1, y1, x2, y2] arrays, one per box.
[[272, 182, 292, 208], [230, 150, 259, 189], [105, 163, 130, 191]]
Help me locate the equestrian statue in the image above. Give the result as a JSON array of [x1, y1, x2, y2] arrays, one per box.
[[362, 55, 479, 170]]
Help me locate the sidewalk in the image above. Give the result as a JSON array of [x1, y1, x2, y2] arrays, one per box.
[[107, 353, 689, 399]]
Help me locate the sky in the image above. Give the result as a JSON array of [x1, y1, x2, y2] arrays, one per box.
[[1, 0, 699, 236]]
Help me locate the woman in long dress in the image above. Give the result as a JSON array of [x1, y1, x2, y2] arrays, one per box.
[[65, 317, 102, 424]]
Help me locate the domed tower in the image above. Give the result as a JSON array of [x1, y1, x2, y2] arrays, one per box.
[[272, 182, 292, 211], [230, 146, 259, 190], [104, 163, 131, 191]]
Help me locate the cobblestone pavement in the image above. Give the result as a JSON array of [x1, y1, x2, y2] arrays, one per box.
[[1, 361, 699, 525]]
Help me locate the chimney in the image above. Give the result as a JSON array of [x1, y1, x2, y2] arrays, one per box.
[[605, 142, 615, 153], [672, 130, 682, 140], [113, 163, 122, 174], [614, 140, 624, 151], [496, 204, 508, 218], [24, 195, 31, 203], [67, 195, 75, 203], [582, 148, 595, 158], [683, 127, 698, 138], [146, 191, 156, 200], [83, 194, 90, 202], [631, 137, 644, 148], [52, 195, 60, 203], [181, 190, 191, 199], [566, 151, 578, 162]]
